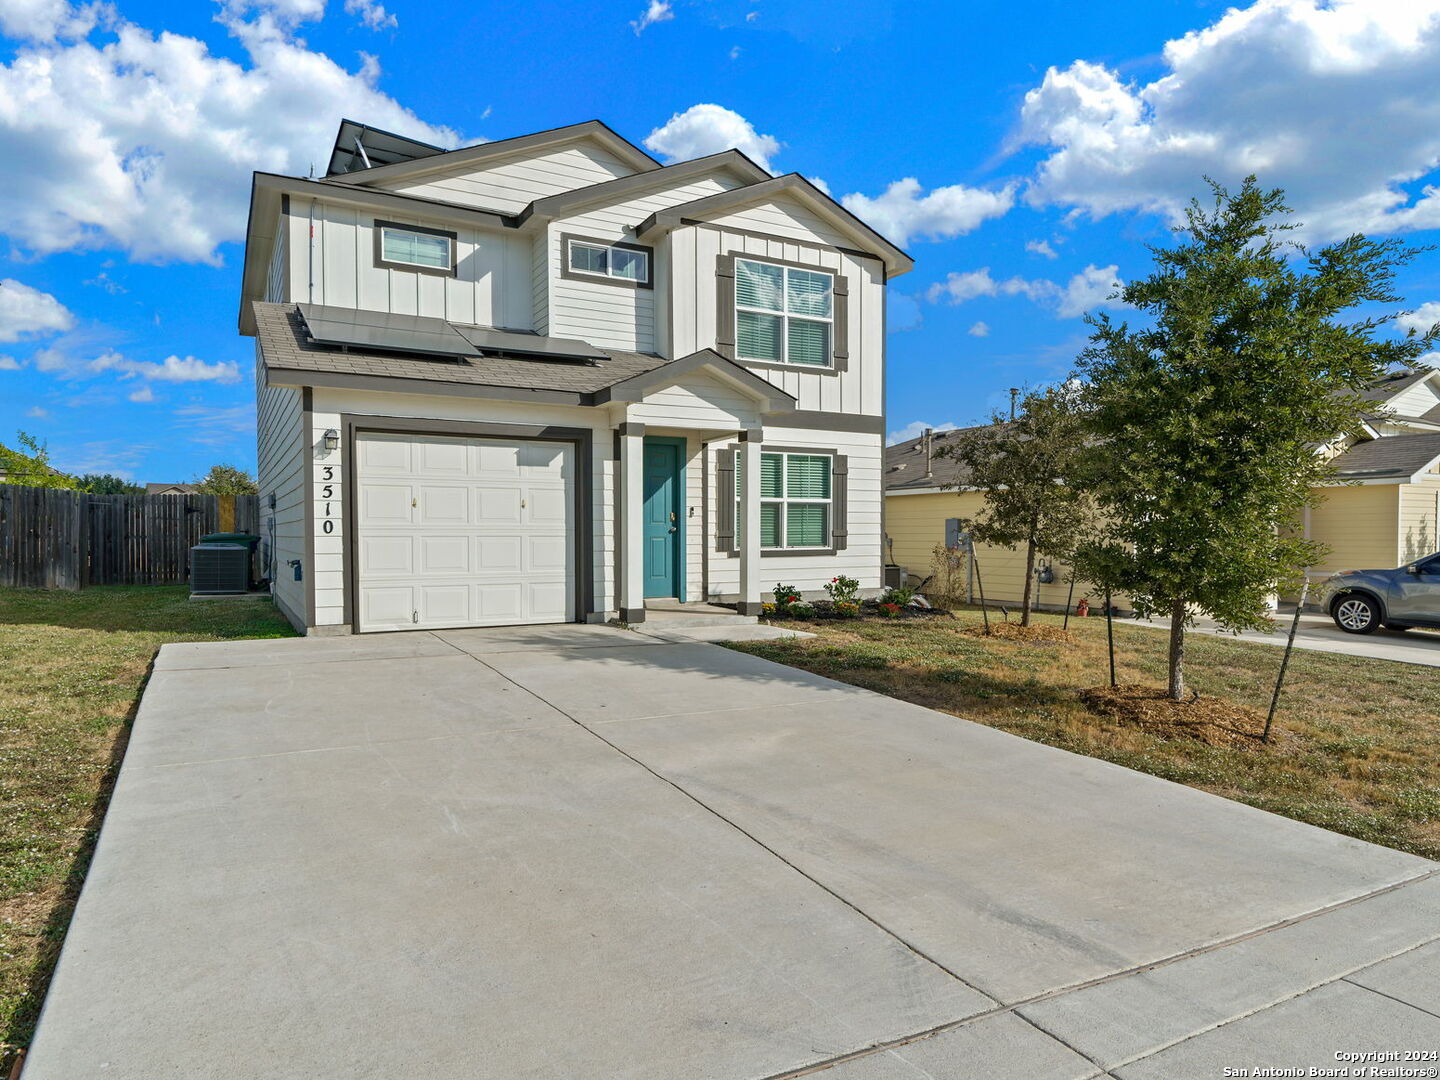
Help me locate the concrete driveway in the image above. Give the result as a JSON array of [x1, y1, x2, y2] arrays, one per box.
[[24, 626, 1440, 1079], [1132, 609, 1440, 667]]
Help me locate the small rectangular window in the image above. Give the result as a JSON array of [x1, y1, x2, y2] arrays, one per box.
[[380, 226, 452, 270], [734, 258, 834, 368], [565, 237, 652, 288], [735, 450, 833, 550], [374, 220, 456, 276]]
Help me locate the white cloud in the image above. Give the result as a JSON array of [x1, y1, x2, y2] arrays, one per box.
[[840, 178, 1015, 246], [968, 321, 990, 337], [127, 355, 241, 383], [925, 264, 1125, 320], [127, 384, 154, 402], [1026, 239, 1058, 259], [630, 0, 673, 34], [172, 403, 254, 446], [645, 104, 781, 171], [1054, 264, 1124, 319], [728, 44, 741, 60], [0, 278, 75, 340], [25, 405, 49, 418], [0, 3, 459, 262], [0, 355, 20, 370], [1397, 301, 1440, 335], [343, 0, 397, 30], [887, 420, 958, 447], [1017, 0, 1440, 240], [0, 0, 102, 41]]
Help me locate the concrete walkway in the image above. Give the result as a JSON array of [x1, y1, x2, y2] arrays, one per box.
[[1130, 610, 1440, 668], [23, 625, 1440, 1079]]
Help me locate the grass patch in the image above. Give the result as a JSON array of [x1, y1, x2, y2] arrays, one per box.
[[731, 607, 1440, 861], [0, 586, 293, 1064]]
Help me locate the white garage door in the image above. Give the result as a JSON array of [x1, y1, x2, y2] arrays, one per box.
[[355, 432, 576, 632]]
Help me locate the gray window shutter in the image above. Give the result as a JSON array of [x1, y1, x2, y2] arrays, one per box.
[[716, 448, 736, 553], [832, 273, 849, 371], [831, 454, 849, 550], [945, 518, 961, 548], [715, 254, 736, 359]]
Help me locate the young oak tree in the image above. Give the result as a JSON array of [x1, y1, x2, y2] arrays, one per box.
[[1073, 177, 1434, 700], [194, 463, 258, 495], [940, 383, 1095, 626]]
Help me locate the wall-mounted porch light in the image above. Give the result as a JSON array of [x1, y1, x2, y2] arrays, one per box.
[[323, 428, 340, 452]]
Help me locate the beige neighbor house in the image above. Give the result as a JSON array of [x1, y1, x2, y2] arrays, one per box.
[[884, 366, 1440, 611], [240, 120, 911, 635]]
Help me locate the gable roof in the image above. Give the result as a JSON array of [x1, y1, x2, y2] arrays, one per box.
[[1328, 432, 1440, 480], [594, 347, 795, 412], [321, 120, 660, 189], [636, 173, 914, 278], [1359, 367, 1433, 405]]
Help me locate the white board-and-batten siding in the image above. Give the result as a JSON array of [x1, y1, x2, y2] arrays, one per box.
[[667, 219, 885, 417], [254, 350, 307, 629], [285, 200, 533, 330]]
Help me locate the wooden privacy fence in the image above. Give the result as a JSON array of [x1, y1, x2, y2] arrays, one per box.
[[0, 485, 261, 589]]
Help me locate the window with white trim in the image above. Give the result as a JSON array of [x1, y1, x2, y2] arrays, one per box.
[[736, 451, 832, 549], [568, 240, 651, 284], [735, 259, 833, 367], [379, 225, 454, 271]]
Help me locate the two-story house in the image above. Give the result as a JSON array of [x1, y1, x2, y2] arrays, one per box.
[[240, 120, 911, 634]]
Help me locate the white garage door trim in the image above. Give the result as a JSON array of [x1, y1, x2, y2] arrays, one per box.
[[353, 430, 579, 633]]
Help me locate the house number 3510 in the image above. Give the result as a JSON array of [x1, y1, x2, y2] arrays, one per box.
[[320, 465, 336, 533]]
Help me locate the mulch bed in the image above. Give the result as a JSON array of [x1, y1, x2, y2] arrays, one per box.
[[1079, 683, 1273, 748], [960, 623, 1075, 644], [762, 600, 953, 622]]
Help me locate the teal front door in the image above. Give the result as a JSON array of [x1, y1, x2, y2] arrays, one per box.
[[642, 437, 684, 598]]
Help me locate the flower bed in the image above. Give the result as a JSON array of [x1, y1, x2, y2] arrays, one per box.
[[759, 580, 950, 622]]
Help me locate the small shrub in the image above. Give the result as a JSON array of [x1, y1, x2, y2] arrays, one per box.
[[824, 575, 860, 605], [790, 602, 815, 618], [833, 600, 861, 618], [772, 582, 803, 609], [877, 602, 902, 618], [880, 586, 915, 607], [761, 602, 777, 615]]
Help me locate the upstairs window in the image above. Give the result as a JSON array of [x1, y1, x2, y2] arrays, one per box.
[[374, 220, 456, 276], [564, 236, 653, 288], [735, 259, 833, 368]]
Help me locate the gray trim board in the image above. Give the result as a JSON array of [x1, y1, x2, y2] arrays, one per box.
[[559, 233, 654, 290], [301, 387, 316, 631], [372, 218, 458, 278], [617, 422, 646, 437], [778, 410, 885, 434], [265, 366, 591, 406], [736, 601, 765, 616], [340, 415, 596, 633], [620, 606, 647, 624]]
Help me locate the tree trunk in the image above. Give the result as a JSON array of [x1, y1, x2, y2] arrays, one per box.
[[1167, 597, 1186, 701], [1021, 537, 1037, 627]]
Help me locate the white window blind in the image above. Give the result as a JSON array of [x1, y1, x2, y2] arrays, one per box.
[[381, 227, 452, 270], [735, 259, 833, 367], [735, 451, 832, 549]]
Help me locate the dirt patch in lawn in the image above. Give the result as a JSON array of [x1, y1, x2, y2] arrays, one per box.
[[1080, 683, 1271, 748], [962, 622, 1075, 645]]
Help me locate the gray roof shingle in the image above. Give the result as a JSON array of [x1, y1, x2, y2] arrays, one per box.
[[885, 424, 991, 491], [253, 301, 669, 397], [1329, 432, 1440, 478]]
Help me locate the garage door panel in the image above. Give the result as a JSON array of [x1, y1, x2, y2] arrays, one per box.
[[361, 483, 414, 525], [418, 485, 468, 525], [358, 436, 412, 473], [357, 433, 576, 633], [419, 535, 470, 575], [361, 536, 413, 576], [527, 488, 568, 525]]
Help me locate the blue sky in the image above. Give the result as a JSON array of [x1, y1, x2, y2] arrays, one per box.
[[1, 0, 1438, 481]]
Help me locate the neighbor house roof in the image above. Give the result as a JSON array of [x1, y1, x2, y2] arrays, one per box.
[[1328, 432, 1440, 480], [885, 424, 989, 492], [1359, 368, 1432, 405], [252, 302, 795, 412]]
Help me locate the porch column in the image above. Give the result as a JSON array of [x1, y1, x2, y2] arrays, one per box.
[[737, 427, 764, 616], [618, 422, 646, 623]]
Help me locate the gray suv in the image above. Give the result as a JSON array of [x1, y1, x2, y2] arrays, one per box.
[[1328, 552, 1440, 633]]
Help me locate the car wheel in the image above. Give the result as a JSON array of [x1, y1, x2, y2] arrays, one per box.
[[1333, 595, 1381, 634]]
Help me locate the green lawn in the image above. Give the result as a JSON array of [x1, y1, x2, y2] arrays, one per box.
[[0, 586, 294, 1065], [728, 608, 1440, 860]]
